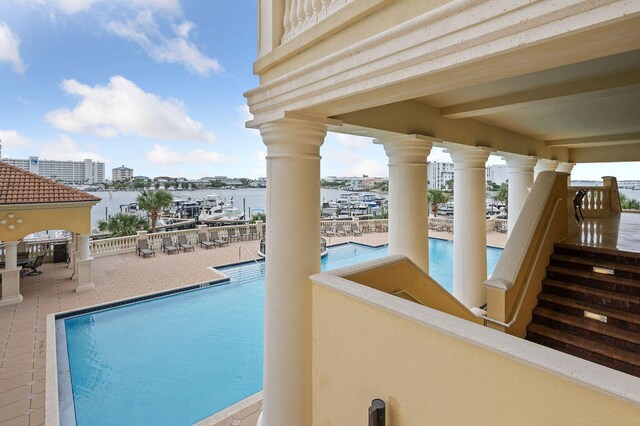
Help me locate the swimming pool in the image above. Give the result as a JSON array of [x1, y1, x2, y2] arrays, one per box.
[[60, 240, 501, 425]]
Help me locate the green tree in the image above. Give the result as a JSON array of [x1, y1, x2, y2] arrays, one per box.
[[154, 182, 161, 190], [250, 212, 266, 223], [487, 180, 500, 191], [97, 213, 148, 237], [240, 178, 252, 188], [444, 179, 454, 193], [428, 189, 449, 217], [620, 193, 640, 210], [494, 183, 508, 213], [137, 189, 174, 232], [211, 179, 225, 188]]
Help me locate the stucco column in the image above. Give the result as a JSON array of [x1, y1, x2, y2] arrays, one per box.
[[375, 135, 433, 273], [534, 159, 559, 181], [557, 162, 575, 186], [258, 118, 328, 426], [449, 147, 491, 308], [504, 155, 537, 234], [0, 241, 23, 306], [75, 234, 94, 293]]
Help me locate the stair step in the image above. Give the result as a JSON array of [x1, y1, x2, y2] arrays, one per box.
[[546, 265, 640, 296], [532, 307, 640, 347], [542, 279, 640, 313], [537, 293, 640, 331], [554, 243, 640, 266], [526, 324, 640, 376], [550, 254, 640, 279]]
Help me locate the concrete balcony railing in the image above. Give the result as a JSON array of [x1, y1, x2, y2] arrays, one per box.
[[281, 0, 353, 43], [568, 176, 622, 219]]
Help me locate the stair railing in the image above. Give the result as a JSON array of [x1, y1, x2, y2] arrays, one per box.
[[481, 172, 570, 337], [239, 245, 264, 273]]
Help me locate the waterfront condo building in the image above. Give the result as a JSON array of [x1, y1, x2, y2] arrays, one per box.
[[112, 165, 134, 182], [427, 160, 454, 190], [245, 0, 640, 424], [1, 156, 104, 184]]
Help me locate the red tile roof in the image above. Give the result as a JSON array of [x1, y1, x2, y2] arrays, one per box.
[[0, 161, 101, 205]]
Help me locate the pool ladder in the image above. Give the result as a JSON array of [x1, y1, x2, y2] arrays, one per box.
[[239, 245, 265, 274]]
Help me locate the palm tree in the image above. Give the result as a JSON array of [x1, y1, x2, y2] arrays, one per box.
[[97, 213, 148, 237], [494, 183, 508, 213], [428, 189, 449, 217], [137, 189, 174, 232], [620, 193, 640, 210]]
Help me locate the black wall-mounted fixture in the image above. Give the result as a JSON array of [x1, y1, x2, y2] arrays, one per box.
[[368, 399, 385, 426]]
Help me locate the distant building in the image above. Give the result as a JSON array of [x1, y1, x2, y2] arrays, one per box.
[[486, 164, 508, 185], [2, 156, 105, 184], [428, 161, 454, 190], [134, 175, 150, 181], [112, 165, 134, 182]]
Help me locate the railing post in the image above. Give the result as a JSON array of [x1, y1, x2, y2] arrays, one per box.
[[484, 279, 508, 332], [256, 220, 264, 238], [602, 176, 621, 213]]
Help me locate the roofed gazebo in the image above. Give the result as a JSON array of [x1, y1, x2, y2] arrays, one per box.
[[0, 162, 100, 305]]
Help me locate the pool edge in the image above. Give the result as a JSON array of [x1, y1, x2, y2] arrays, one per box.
[[194, 391, 263, 425]]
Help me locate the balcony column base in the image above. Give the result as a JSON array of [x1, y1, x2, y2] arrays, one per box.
[[375, 135, 434, 273], [75, 234, 94, 292], [0, 269, 23, 306], [449, 147, 490, 308], [258, 116, 330, 426]]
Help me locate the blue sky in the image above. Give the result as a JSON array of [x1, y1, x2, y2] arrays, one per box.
[[0, 0, 637, 181]]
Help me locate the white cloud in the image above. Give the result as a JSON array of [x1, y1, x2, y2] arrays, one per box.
[[106, 11, 221, 76], [51, 0, 180, 15], [45, 75, 216, 143], [146, 144, 224, 165], [0, 130, 32, 150], [39, 134, 109, 162], [0, 22, 26, 74]]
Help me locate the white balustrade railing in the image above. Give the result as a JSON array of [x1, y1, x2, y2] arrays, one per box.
[[569, 186, 611, 218], [281, 0, 352, 43], [90, 235, 138, 257], [0, 238, 69, 262], [321, 218, 388, 235]]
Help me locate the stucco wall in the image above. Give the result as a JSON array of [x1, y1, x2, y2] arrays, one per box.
[[0, 204, 92, 241], [312, 282, 640, 425]]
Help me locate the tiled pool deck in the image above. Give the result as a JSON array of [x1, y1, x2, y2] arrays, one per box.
[[0, 230, 507, 426]]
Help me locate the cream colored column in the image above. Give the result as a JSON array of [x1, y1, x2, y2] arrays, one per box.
[[556, 162, 575, 186], [534, 159, 559, 180], [75, 234, 94, 292], [375, 135, 433, 273], [0, 241, 23, 306], [449, 147, 491, 308], [258, 117, 328, 426], [504, 156, 537, 234]]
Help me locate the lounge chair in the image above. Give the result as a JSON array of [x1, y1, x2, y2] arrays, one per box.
[[177, 235, 195, 252], [351, 222, 362, 237], [325, 223, 337, 237], [210, 231, 229, 247], [161, 237, 179, 255], [238, 227, 249, 241], [249, 226, 259, 240], [336, 223, 347, 237], [198, 232, 216, 249], [137, 240, 156, 258], [21, 254, 44, 276], [227, 228, 239, 242]]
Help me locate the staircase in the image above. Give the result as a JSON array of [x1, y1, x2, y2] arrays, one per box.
[[526, 242, 640, 377]]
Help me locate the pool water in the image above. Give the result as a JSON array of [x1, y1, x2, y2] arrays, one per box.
[[63, 240, 501, 425]]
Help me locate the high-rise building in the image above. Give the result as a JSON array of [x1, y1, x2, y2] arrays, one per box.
[[486, 164, 508, 185], [1, 156, 105, 184], [112, 165, 134, 182], [427, 161, 454, 190]]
